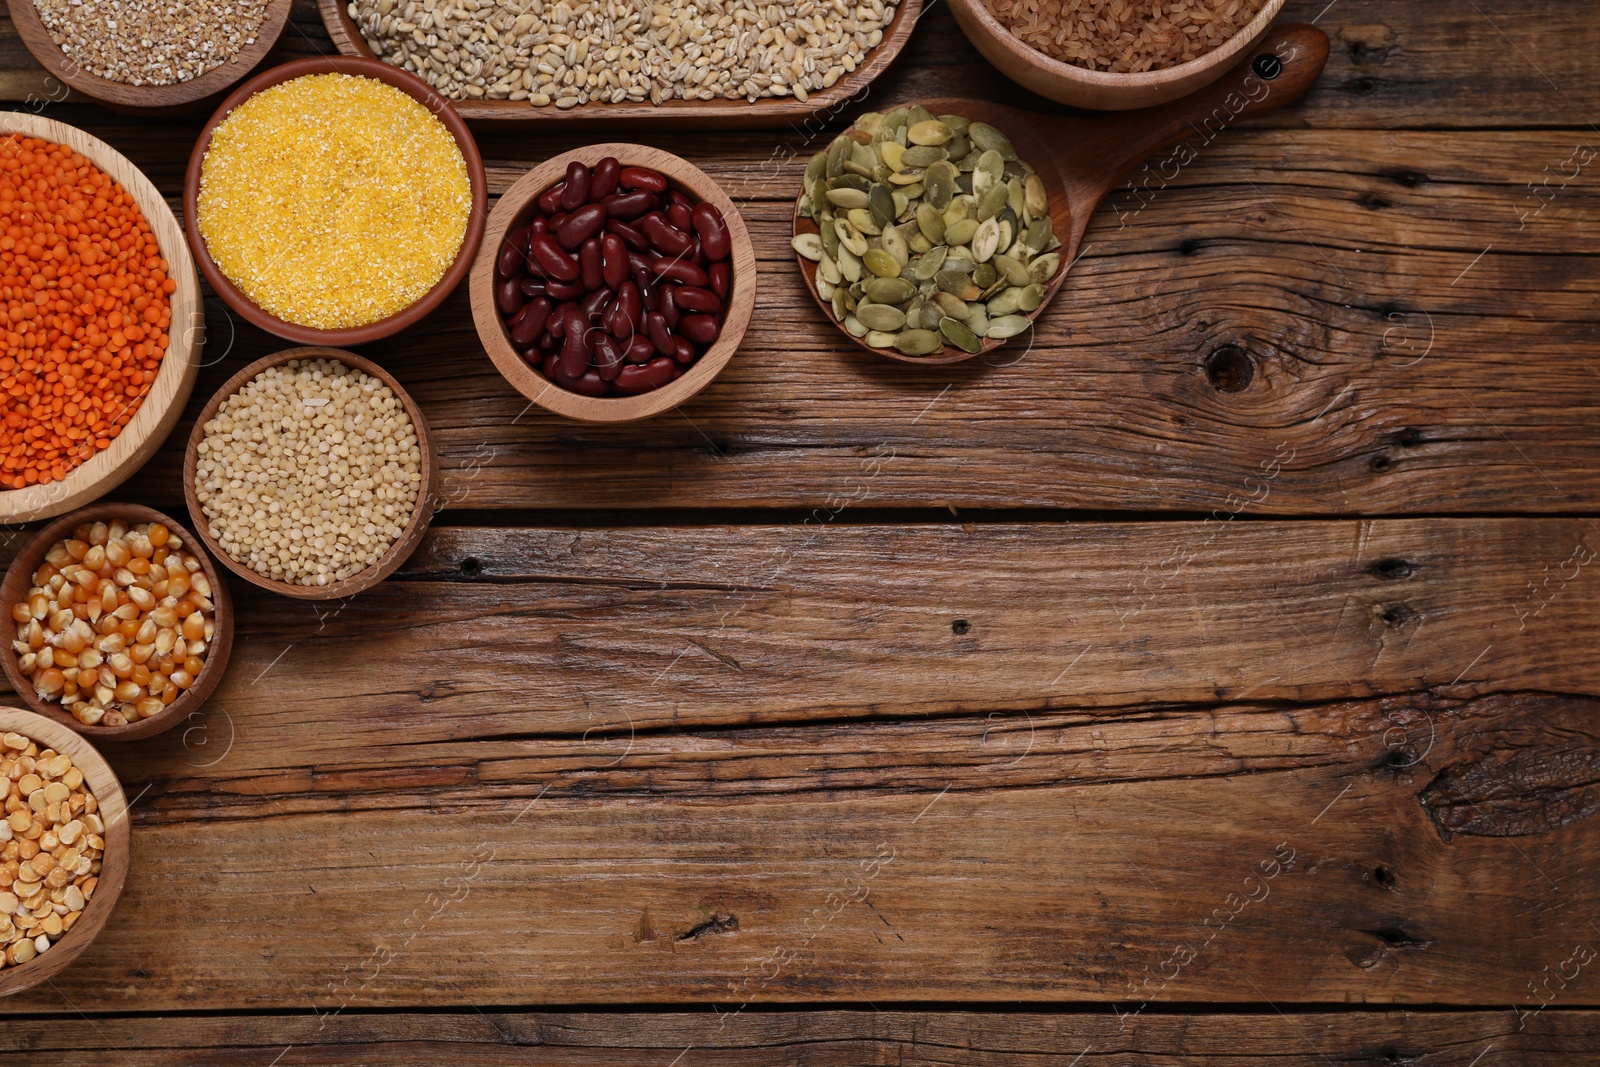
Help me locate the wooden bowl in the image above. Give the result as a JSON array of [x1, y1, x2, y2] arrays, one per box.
[[947, 0, 1288, 110], [470, 145, 757, 423], [0, 705, 129, 996], [0, 113, 203, 524], [182, 56, 487, 346], [315, 0, 921, 127], [5, 0, 291, 112], [183, 347, 438, 600], [0, 504, 235, 742]]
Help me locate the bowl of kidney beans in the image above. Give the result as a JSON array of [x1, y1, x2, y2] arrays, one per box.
[[470, 144, 757, 423]]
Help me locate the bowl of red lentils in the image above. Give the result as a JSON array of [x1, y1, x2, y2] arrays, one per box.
[[0, 504, 234, 742], [183, 57, 487, 346], [0, 113, 205, 525], [0, 705, 128, 996]]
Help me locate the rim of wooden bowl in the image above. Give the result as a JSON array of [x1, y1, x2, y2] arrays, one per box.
[[0, 504, 236, 742], [182, 347, 438, 600], [0, 705, 129, 996], [469, 144, 757, 423], [314, 0, 922, 127], [946, 0, 1288, 109], [0, 113, 203, 525], [4, 0, 293, 112], [181, 56, 488, 346]]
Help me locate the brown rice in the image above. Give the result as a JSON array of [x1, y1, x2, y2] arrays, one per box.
[[984, 0, 1268, 74]]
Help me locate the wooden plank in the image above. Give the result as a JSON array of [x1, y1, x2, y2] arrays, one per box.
[[0, 519, 1592, 1010], [2, 1009, 1598, 1065], [3, 1, 1597, 127], [42, 122, 1583, 516]]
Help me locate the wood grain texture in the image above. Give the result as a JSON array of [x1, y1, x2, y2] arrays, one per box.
[[4, 1009, 1598, 1064], [0, 112, 202, 524], [0, 519, 1584, 1010]]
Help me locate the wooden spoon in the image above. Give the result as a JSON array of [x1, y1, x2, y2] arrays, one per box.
[[794, 22, 1330, 365]]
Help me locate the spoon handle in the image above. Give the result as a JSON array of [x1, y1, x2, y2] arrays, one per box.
[[1057, 23, 1331, 212]]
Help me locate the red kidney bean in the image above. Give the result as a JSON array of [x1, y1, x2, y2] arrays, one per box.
[[674, 285, 721, 314], [692, 203, 731, 261], [611, 281, 641, 338], [559, 317, 591, 378], [528, 231, 579, 281], [709, 261, 730, 300], [671, 335, 695, 366], [679, 313, 720, 345], [496, 277, 524, 316], [625, 334, 654, 363], [529, 218, 548, 235], [646, 310, 674, 355], [509, 296, 551, 347], [619, 166, 668, 193], [519, 277, 548, 298], [651, 256, 707, 287], [603, 190, 655, 219], [560, 161, 590, 211], [548, 300, 574, 338], [691, 235, 706, 266], [639, 277, 657, 311], [667, 188, 692, 209], [659, 284, 679, 329], [605, 218, 649, 251], [592, 156, 621, 200], [565, 370, 610, 396], [496, 228, 526, 278], [641, 214, 693, 257], [545, 277, 586, 301], [579, 237, 604, 291], [592, 333, 624, 381], [557, 203, 607, 250], [667, 201, 693, 233], [615, 357, 680, 393], [537, 184, 565, 214], [548, 211, 569, 232], [577, 285, 609, 320], [601, 234, 629, 289]]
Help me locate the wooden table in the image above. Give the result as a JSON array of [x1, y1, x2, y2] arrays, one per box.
[[2, 1, 1599, 1061]]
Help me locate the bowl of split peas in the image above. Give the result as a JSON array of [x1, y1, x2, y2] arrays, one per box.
[[0, 112, 204, 525], [0, 504, 234, 742]]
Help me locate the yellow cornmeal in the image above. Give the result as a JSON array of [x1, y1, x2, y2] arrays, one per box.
[[197, 73, 471, 330]]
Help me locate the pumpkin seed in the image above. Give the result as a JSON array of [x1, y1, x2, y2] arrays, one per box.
[[987, 286, 1023, 316], [967, 306, 990, 337], [1017, 283, 1044, 312], [907, 119, 950, 146], [865, 276, 916, 304], [945, 218, 979, 246], [846, 208, 880, 236], [943, 255, 974, 274], [806, 151, 828, 185], [907, 103, 935, 125], [973, 149, 1004, 196], [861, 329, 895, 347], [933, 291, 971, 320], [936, 270, 982, 300], [817, 276, 836, 299], [923, 160, 958, 209], [903, 144, 949, 168], [969, 122, 1017, 160], [834, 219, 869, 256], [1029, 252, 1061, 283], [944, 197, 972, 225], [939, 114, 971, 133], [818, 254, 843, 284], [894, 328, 943, 355], [977, 183, 1009, 221], [1024, 174, 1047, 218], [940, 317, 983, 353], [947, 133, 971, 162], [993, 253, 1030, 286], [869, 184, 896, 228], [881, 225, 909, 266], [854, 111, 886, 134], [1024, 216, 1053, 254], [844, 313, 869, 337], [791, 232, 824, 260], [820, 216, 840, 257], [831, 286, 848, 320], [856, 303, 908, 332], [987, 314, 1031, 339], [826, 136, 851, 177], [909, 232, 934, 255], [972, 217, 1000, 262], [863, 249, 900, 277], [826, 187, 870, 210], [972, 261, 998, 289], [879, 141, 906, 171], [913, 244, 948, 280], [837, 243, 862, 282]]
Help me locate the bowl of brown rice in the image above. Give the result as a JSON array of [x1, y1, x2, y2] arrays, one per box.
[[949, 0, 1288, 110]]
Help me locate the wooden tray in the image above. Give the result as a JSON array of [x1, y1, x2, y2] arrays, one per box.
[[314, 0, 921, 127]]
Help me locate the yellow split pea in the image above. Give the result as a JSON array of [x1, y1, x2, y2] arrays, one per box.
[[197, 73, 471, 330]]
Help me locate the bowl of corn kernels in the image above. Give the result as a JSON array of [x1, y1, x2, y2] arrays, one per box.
[[0, 504, 234, 742], [0, 707, 128, 995]]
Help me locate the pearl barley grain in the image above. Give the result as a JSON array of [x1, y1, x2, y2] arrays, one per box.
[[194, 359, 423, 587]]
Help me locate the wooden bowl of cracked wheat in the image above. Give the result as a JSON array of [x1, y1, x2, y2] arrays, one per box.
[[0, 113, 203, 524], [6, 0, 293, 112], [183, 56, 486, 345], [948, 0, 1288, 109], [183, 347, 437, 600], [0, 504, 234, 741], [0, 706, 129, 996]]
